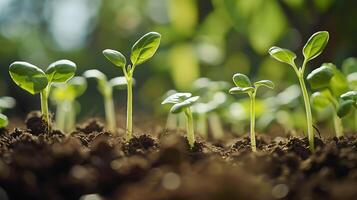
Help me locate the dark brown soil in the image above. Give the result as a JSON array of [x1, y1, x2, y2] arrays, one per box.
[[0, 114, 356, 200]]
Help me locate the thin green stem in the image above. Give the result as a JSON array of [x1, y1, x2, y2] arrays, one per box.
[[125, 77, 133, 141], [65, 101, 76, 132], [40, 87, 50, 130], [209, 112, 224, 139], [297, 72, 315, 151], [104, 93, 116, 133], [55, 102, 65, 131], [184, 108, 195, 148], [197, 113, 207, 137], [333, 112, 343, 137], [249, 92, 257, 152]]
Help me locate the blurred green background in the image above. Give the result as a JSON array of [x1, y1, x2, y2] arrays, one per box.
[[0, 0, 356, 133]]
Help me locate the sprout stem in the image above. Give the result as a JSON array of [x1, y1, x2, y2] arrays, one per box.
[[55, 103, 66, 131], [125, 78, 133, 141], [209, 113, 224, 139], [40, 87, 50, 130], [184, 108, 195, 148], [104, 94, 116, 133], [297, 73, 315, 152], [333, 112, 343, 137], [249, 92, 257, 152], [197, 113, 207, 137]]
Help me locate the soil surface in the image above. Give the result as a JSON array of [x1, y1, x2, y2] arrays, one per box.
[[0, 112, 356, 200]]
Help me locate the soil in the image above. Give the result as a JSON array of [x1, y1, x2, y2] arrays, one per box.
[[0, 112, 356, 200]]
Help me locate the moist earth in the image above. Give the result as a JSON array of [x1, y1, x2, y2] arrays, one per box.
[[0, 113, 356, 200]]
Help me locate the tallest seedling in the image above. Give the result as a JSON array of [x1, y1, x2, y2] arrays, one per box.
[[269, 31, 329, 152], [103, 32, 161, 141]]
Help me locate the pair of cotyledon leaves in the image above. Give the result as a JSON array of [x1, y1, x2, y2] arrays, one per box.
[[162, 93, 200, 114], [9, 60, 77, 95], [269, 31, 329, 68], [103, 32, 161, 69], [51, 77, 87, 102], [229, 73, 274, 95]]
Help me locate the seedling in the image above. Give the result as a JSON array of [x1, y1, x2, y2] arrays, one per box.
[[192, 78, 229, 138], [269, 31, 329, 151], [103, 32, 161, 141], [229, 73, 274, 152], [84, 69, 130, 133], [51, 76, 87, 132], [0, 96, 16, 128], [9, 60, 76, 129], [162, 93, 200, 148], [307, 63, 350, 137]]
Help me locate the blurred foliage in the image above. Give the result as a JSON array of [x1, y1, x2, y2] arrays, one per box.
[[0, 0, 356, 133]]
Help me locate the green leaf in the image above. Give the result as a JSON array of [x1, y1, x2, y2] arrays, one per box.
[[310, 92, 331, 110], [229, 86, 255, 94], [83, 69, 107, 81], [162, 92, 192, 104], [67, 76, 87, 97], [9, 61, 48, 94], [102, 49, 126, 68], [46, 59, 77, 83], [232, 73, 251, 87], [340, 91, 357, 102], [306, 65, 334, 90], [110, 77, 129, 90], [337, 99, 354, 118], [268, 46, 296, 66], [170, 96, 200, 114], [0, 96, 16, 110], [130, 32, 161, 66], [254, 80, 275, 89], [325, 63, 349, 96], [0, 113, 8, 128], [303, 31, 329, 62]]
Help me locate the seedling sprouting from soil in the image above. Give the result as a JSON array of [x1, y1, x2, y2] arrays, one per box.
[[269, 31, 329, 151], [229, 73, 274, 152], [9, 60, 76, 129], [103, 32, 161, 141], [192, 78, 229, 138], [162, 93, 200, 148], [307, 63, 351, 137], [0, 96, 16, 128], [337, 91, 357, 118], [84, 69, 130, 132], [51, 76, 87, 132]]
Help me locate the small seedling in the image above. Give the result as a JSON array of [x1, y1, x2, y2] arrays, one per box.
[[162, 92, 200, 148], [307, 63, 349, 137], [337, 91, 357, 118], [84, 69, 130, 133], [0, 96, 16, 128], [229, 73, 274, 152], [269, 31, 329, 151], [103, 32, 161, 141], [192, 78, 229, 138], [51, 76, 87, 132], [9, 60, 76, 129]]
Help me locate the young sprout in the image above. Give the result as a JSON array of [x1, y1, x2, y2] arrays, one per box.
[[229, 73, 274, 152], [337, 91, 357, 118], [0, 96, 16, 128], [269, 31, 329, 151], [103, 32, 161, 141], [307, 63, 349, 137], [191, 78, 229, 138], [83, 69, 129, 133], [51, 76, 87, 132], [9, 60, 76, 129], [162, 93, 200, 148]]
